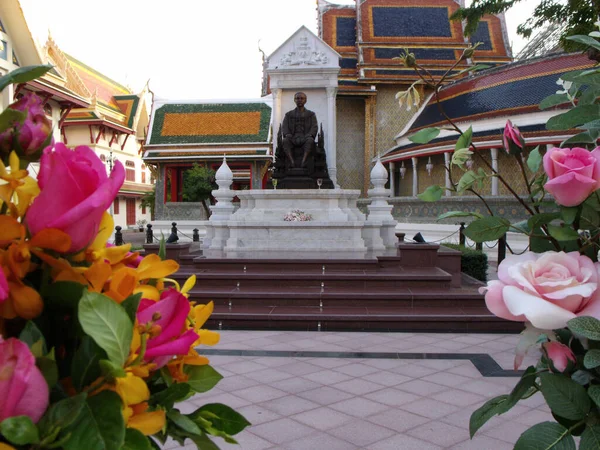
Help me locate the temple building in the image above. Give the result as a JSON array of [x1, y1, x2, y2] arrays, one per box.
[[0, 0, 153, 230]]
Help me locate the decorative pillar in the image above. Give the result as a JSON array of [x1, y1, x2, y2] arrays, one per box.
[[491, 148, 499, 196], [364, 96, 377, 195], [389, 162, 396, 197], [271, 89, 283, 138], [444, 152, 451, 197], [210, 156, 235, 221], [412, 157, 418, 197], [326, 87, 338, 187]]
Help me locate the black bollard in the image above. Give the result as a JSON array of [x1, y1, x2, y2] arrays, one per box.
[[146, 224, 153, 244], [459, 222, 466, 247], [498, 233, 507, 264], [193, 228, 200, 242], [166, 222, 179, 244], [476, 242, 483, 251], [115, 226, 123, 246]]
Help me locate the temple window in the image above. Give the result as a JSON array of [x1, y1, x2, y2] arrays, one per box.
[[125, 160, 135, 182]]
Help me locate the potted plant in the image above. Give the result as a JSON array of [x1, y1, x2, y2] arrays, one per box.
[[137, 218, 147, 232]]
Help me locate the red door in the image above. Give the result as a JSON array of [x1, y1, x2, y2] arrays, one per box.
[[126, 198, 136, 226]]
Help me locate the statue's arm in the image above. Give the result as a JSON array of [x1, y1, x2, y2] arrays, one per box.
[[282, 113, 292, 137], [308, 112, 318, 138]]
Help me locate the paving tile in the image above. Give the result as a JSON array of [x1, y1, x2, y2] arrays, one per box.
[[447, 364, 483, 378], [369, 433, 443, 450], [359, 358, 406, 370], [250, 418, 317, 445], [243, 368, 295, 383], [422, 372, 474, 388], [303, 369, 354, 385], [334, 363, 380, 377], [366, 408, 431, 433], [483, 420, 532, 443], [270, 376, 322, 394], [298, 386, 354, 405], [233, 385, 287, 403], [407, 420, 468, 447], [236, 404, 283, 425], [189, 392, 251, 409], [364, 387, 421, 407], [306, 358, 353, 369], [259, 394, 320, 416], [451, 336, 487, 345], [332, 378, 386, 395], [328, 418, 396, 447], [251, 357, 294, 367], [281, 432, 359, 450], [214, 430, 274, 450], [440, 405, 505, 433], [363, 370, 412, 387], [395, 379, 447, 396], [415, 359, 467, 370], [216, 374, 263, 392], [512, 407, 553, 426], [329, 397, 390, 418], [277, 361, 324, 376], [456, 379, 509, 396], [219, 360, 267, 375], [450, 435, 514, 450], [292, 406, 354, 430], [433, 340, 472, 351], [399, 398, 460, 419], [432, 389, 487, 407], [389, 363, 439, 378]]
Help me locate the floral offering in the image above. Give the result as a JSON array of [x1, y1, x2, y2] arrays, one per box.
[[0, 66, 248, 449], [283, 209, 313, 222]]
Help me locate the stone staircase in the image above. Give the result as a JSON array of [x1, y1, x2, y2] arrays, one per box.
[[145, 242, 522, 333]]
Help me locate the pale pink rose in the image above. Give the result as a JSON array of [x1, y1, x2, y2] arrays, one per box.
[[0, 338, 49, 423], [543, 146, 600, 207], [543, 341, 576, 372], [25, 143, 125, 252], [480, 251, 600, 330], [502, 120, 524, 154]]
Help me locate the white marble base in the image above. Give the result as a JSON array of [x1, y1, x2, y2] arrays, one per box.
[[202, 189, 397, 253]]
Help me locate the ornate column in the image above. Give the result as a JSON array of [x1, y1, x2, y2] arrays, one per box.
[[389, 162, 396, 197], [271, 88, 283, 140], [364, 96, 377, 195], [412, 157, 418, 197], [444, 152, 451, 197], [326, 86, 338, 187], [491, 148, 499, 196]]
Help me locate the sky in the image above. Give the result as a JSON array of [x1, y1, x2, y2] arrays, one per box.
[[18, 0, 538, 100]]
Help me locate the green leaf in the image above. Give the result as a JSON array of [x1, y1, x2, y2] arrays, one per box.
[[99, 359, 127, 381], [168, 410, 202, 436], [192, 404, 251, 436], [189, 432, 220, 450], [539, 373, 590, 420], [581, 205, 600, 229], [561, 131, 599, 146], [528, 213, 560, 230], [38, 393, 87, 438], [560, 207, 579, 225], [158, 234, 167, 260], [547, 224, 580, 241], [436, 211, 483, 221], [0, 65, 53, 92], [121, 293, 142, 324], [571, 370, 592, 385], [78, 291, 133, 366], [150, 383, 192, 409], [566, 35, 600, 51], [71, 336, 106, 392], [19, 321, 47, 356], [546, 105, 600, 130], [527, 146, 542, 173], [589, 385, 600, 408], [469, 395, 511, 438], [408, 127, 440, 144], [0, 108, 26, 135], [457, 170, 480, 194], [455, 126, 473, 151], [584, 349, 600, 369], [61, 390, 125, 450], [581, 426, 600, 450], [580, 86, 600, 105], [562, 69, 600, 86], [539, 93, 571, 110], [464, 217, 510, 242], [184, 365, 223, 393], [510, 220, 531, 234], [43, 281, 86, 310], [122, 428, 151, 450], [0, 416, 40, 445], [568, 316, 600, 340], [417, 185, 444, 202], [514, 421, 575, 450], [36, 356, 58, 389]]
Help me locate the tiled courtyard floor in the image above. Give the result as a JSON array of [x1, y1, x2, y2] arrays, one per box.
[[161, 330, 546, 449]]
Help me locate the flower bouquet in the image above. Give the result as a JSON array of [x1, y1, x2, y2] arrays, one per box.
[[283, 210, 313, 222], [0, 66, 248, 449], [397, 25, 600, 448]]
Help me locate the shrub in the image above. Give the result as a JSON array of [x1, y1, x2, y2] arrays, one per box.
[[442, 243, 488, 282]]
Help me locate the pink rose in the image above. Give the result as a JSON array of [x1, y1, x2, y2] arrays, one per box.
[[502, 120, 525, 154], [0, 92, 53, 158], [25, 143, 125, 252], [543, 146, 600, 207], [480, 251, 600, 330], [0, 338, 49, 423], [542, 341, 576, 373], [137, 288, 198, 367]]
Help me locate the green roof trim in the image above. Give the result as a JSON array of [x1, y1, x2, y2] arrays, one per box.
[[150, 102, 271, 145], [114, 94, 141, 128]]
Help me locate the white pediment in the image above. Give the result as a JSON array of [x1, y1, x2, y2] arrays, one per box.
[[267, 26, 340, 71]]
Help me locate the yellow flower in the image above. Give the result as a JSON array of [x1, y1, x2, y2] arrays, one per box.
[[0, 443, 17, 450], [73, 212, 133, 265], [0, 151, 39, 217], [115, 373, 165, 436]]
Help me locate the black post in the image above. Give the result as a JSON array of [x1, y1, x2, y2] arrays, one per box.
[[193, 228, 200, 242], [498, 233, 507, 264], [146, 224, 153, 244], [166, 222, 179, 244], [476, 242, 483, 251], [171, 222, 178, 235], [459, 222, 466, 246], [115, 226, 123, 246]]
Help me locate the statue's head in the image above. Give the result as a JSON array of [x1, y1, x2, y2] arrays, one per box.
[[294, 92, 307, 108]]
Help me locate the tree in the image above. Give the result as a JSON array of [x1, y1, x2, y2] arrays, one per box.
[[181, 164, 217, 218], [140, 185, 156, 220], [452, 0, 600, 52]]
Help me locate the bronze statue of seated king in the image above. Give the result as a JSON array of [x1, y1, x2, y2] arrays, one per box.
[[272, 92, 334, 189]]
